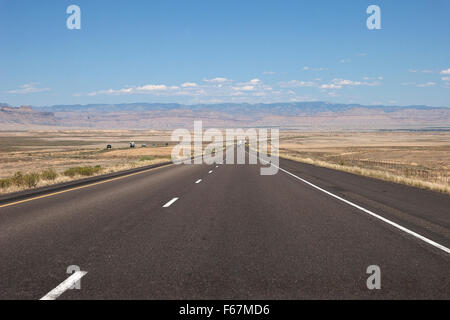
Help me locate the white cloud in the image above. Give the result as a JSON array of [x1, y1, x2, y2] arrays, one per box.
[[279, 80, 315, 88], [416, 82, 436, 87], [136, 84, 168, 91], [263, 71, 276, 75], [252, 92, 267, 97], [83, 74, 386, 103], [203, 77, 230, 83], [440, 68, 450, 74], [363, 76, 382, 81], [236, 78, 261, 86], [333, 79, 361, 86], [233, 85, 255, 91], [8, 83, 50, 94], [339, 59, 351, 64], [278, 77, 381, 91], [409, 69, 434, 73], [320, 78, 381, 90], [327, 91, 339, 97], [88, 77, 274, 100], [441, 77, 450, 81], [320, 84, 342, 89], [198, 98, 224, 104], [89, 84, 172, 96], [181, 82, 198, 88], [402, 82, 436, 88], [303, 66, 327, 71]]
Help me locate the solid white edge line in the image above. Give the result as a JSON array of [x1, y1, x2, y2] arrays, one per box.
[[255, 151, 450, 255], [163, 197, 179, 208], [195, 179, 202, 184], [208, 170, 213, 174], [40, 271, 87, 300]]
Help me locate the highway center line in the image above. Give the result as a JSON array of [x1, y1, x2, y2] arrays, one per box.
[[254, 152, 450, 255], [40, 271, 87, 300], [163, 197, 179, 208], [195, 179, 202, 184]]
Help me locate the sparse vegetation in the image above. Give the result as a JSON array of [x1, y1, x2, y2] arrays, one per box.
[[0, 130, 175, 194], [5, 171, 41, 188], [281, 153, 450, 194], [140, 155, 154, 161], [11, 172, 24, 187], [1, 130, 447, 195], [41, 168, 58, 181], [64, 165, 102, 177], [23, 172, 41, 188], [278, 131, 450, 194], [0, 178, 12, 189]]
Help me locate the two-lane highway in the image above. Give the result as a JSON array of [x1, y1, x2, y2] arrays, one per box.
[[0, 147, 449, 299]]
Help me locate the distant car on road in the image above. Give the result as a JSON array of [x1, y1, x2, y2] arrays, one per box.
[[130, 141, 135, 148], [141, 144, 147, 148], [106, 144, 112, 149]]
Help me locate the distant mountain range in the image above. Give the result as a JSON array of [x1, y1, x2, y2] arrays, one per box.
[[0, 105, 58, 129], [1, 102, 449, 130]]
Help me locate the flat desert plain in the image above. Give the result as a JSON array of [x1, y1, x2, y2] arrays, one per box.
[[0, 130, 174, 194], [279, 131, 450, 193], [0, 130, 449, 194]]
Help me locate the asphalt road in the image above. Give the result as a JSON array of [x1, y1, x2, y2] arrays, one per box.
[[0, 146, 449, 299]]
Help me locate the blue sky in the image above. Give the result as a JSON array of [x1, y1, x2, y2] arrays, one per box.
[[1, 0, 449, 107]]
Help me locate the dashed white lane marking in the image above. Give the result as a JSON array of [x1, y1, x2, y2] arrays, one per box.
[[208, 170, 213, 174], [215, 166, 218, 168], [163, 197, 179, 208], [40, 271, 87, 300], [255, 152, 450, 255], [195, 179, 202, 184]]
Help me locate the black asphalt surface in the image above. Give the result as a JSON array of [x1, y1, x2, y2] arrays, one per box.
[[0, 147, 449, 299]]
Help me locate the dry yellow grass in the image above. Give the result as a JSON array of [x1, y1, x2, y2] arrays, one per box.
[[280, 153, 450, 194], [0, 158, 170, 195], [0, 129, 220, 195], [279, 131, 450, 194], [0, 130, 173, 195], [1, 130, 449, 195]]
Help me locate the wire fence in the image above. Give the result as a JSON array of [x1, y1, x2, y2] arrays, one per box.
[[327, 157, 449, 184], [281, 148, 450, 185]]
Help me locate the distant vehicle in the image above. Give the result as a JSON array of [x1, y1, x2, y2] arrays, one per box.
[[130, 141, 135, 148], [106, 144, 112, 149], [141, 144, 147, 148]]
